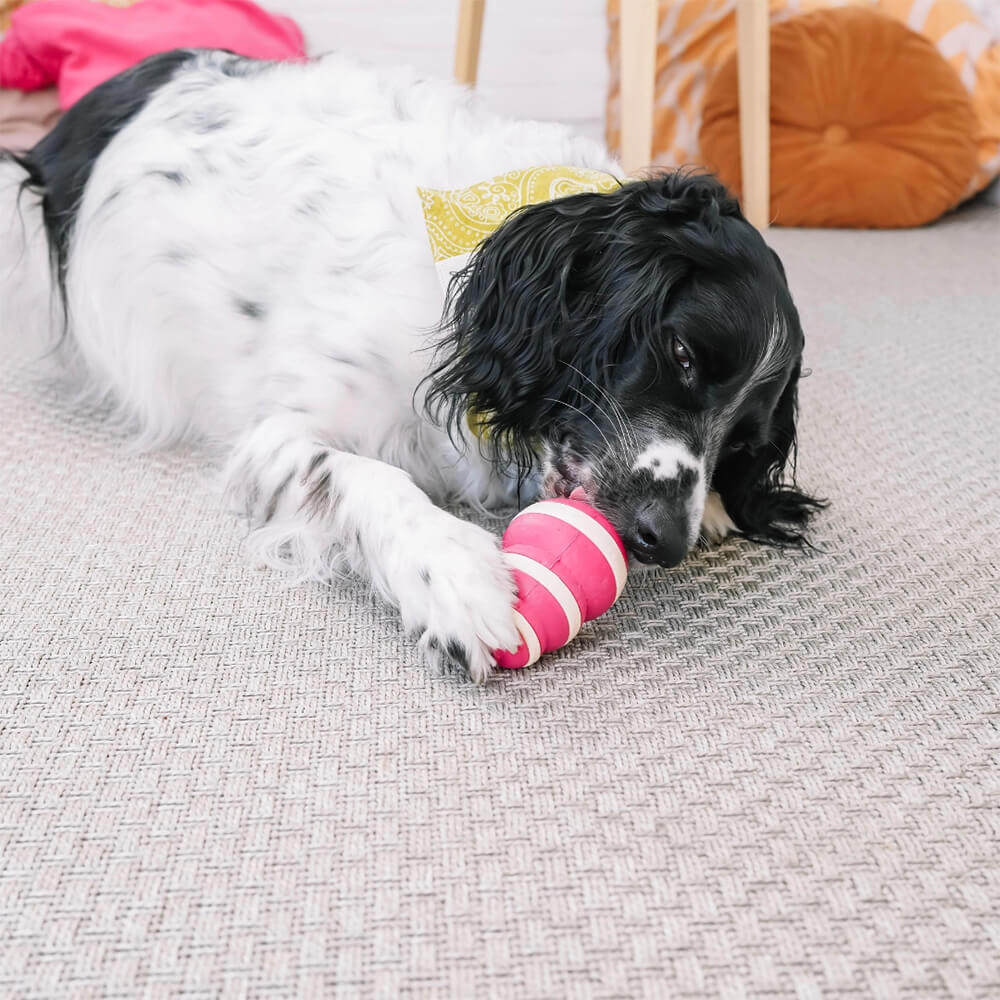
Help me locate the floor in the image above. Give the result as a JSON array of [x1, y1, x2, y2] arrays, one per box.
[[1, 159, 998, 995]]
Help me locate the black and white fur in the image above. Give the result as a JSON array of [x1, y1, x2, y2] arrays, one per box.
[[1, 50, 822, 681]]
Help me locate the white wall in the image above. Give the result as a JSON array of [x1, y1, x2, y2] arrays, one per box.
[[280, 0, 610, 136]]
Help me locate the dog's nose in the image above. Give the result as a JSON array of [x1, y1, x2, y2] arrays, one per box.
[[626, 503, 689, 568]]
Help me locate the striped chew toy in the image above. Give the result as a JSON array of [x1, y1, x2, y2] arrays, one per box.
[[493, 495, 629, 669]]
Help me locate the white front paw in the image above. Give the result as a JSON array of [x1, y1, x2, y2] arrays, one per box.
[[400, 517, 521, 683], [700, 490, 737, 545]]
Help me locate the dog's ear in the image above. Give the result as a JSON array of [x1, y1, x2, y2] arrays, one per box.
[[423, 193, 625, 469], [711, 361, 826, 545]]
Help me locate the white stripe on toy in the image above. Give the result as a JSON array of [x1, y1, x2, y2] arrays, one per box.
[[511, 609, 542, 666], [504, 552, 583, 641], [513, 501, 628, 599]]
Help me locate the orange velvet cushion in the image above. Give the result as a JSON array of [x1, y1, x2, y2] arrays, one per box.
[[698, 7, 979, 228]]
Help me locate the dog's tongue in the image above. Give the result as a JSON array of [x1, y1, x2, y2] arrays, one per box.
[[569, 487, 589, 502]]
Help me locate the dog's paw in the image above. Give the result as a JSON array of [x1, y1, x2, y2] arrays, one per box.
[[419, 631, 497, 684], [700, 490, 737, 545], [401, 517, 521, 683]]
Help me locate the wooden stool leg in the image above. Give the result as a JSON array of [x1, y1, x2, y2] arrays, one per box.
[[454, 0, 486, 87], [737, 0, 770, 229], [618, 0, 658, 176]]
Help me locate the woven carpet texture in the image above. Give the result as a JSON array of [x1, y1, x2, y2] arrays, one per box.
[[2, 199, 999, 997]]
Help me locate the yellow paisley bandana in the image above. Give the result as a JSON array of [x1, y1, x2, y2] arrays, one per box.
[[418, 165, 621, 292]]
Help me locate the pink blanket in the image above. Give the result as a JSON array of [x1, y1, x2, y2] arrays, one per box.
[[0, 85, 59, 150], [0, 0, 306, 109]]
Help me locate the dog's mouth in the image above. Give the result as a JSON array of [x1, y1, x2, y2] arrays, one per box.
[[541, 453, 595, 502], [542, 455, 583, 498], [549, 472, 584, 500]]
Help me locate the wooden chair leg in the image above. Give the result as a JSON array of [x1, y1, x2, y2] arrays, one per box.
[[454, 0, 486, 87], [737, 0, 770, 229], [618, 0, 659, 176]]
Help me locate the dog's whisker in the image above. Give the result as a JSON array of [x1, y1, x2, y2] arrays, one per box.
[[561, 361, 639, 454], [561, 387, 635, 476], [547, 396, 632, 489], [542, 396, 625, 474], [555, 378, 639, 480]]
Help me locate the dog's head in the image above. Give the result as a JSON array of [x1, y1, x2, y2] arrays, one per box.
[[426, 171, 823, 566]]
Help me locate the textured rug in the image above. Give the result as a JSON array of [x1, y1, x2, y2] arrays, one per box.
[[2, 200, 998, 998]]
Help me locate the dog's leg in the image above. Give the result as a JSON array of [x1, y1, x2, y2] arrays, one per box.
[[226, 413, 521, 681], [700, 490, 737, 545]]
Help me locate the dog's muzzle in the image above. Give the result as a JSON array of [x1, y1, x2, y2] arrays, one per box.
[[624, 496, 691, 568]]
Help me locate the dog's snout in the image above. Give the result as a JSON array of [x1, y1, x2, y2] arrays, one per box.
[[626, 502, 689, 568]]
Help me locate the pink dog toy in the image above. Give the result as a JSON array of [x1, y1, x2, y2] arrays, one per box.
[[493, 492, 629, 669]]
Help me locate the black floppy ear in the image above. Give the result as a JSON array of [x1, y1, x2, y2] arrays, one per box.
[[711, 361, 826, 545], [423, 192, 637, 469]]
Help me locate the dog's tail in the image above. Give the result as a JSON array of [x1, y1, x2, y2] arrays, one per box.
[[0, 149, 62, 355]]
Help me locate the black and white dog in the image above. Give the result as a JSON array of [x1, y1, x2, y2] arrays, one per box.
[[1, 50, 822, 680]]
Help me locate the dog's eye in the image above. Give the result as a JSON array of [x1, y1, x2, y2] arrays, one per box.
[[671, 337, 692, 371]]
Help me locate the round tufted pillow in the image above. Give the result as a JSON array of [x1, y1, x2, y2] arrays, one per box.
[[698, 6, 980, 228]]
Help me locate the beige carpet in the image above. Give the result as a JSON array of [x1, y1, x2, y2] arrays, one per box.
[[2, 200, 999, 998]]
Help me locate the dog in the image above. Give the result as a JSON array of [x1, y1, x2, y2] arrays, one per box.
[[1, 49, 822, 681]]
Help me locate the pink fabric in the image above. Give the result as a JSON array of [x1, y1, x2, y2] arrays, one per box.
[[0, 0, 306, 109], [0, 85, 60, 150]]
